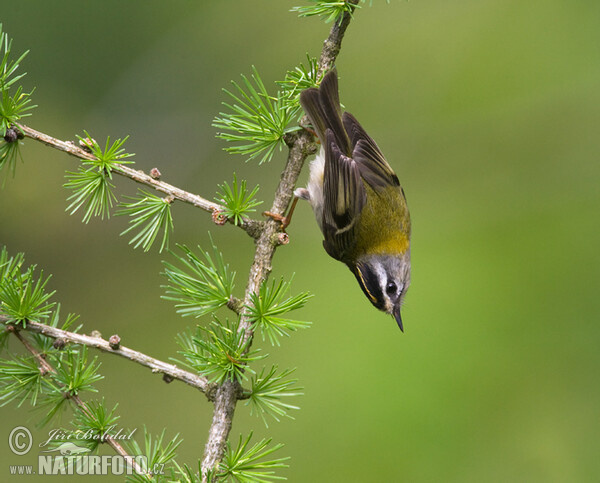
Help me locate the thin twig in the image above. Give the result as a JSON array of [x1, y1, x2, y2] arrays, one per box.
[[1, 317, 214, 397], [200, 3, 360, 479], [15, 123, 263, 239], [6, 324, 148, 476]]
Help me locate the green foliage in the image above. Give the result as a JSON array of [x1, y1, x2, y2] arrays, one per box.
[[52, 346, 103, 398], [40, 399, 123, 453], [0, 355, 51, 407], [175, 319, 263, 384], [218, 432, 289, 482], [64, 166, 117, 222], [291, 1, 361, 23], [170, 460, 203, 483], [215, 174, 262, 226], [277, 55, 322, 119], [73, 398, 120, 436], [0, 85, 35, 132], [0, 24, 35, 180], [0, 254, 55, 325], [246, 366, 301, 426], [0, 249, 105, 427], [0, 25, 29, 91], [64, 132, 134, 223], [0, 135, 23, 182], [30, 305, 81, 355], [77, 132, 135, 170], [38, 347, 103, 425], [0, 24, 35, 133], [0, 246, 24, 284], [162, 241, 236, 318], [125, 428, 182, 482], [0, 343, 105, 427], [246, 279, 312, 346], [117, 189, 174, 253], [213, 66, 295, 164]]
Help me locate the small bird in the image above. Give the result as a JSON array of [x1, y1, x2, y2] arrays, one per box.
[[296, 69, 411, 330]]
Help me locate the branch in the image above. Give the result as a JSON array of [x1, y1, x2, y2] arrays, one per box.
[[200, 3, 360, 479], [15, 123, 263, 239], [6, 324, 148, 476], [1, 316, 215, 397]]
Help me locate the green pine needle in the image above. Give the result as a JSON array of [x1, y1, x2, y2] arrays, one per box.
[[291, 1, 362, 23], [0, 24, 30, 90], [169, 460, 203, 483], [175, 319, 263, 384], [218, 432, 289, 482], [73, 398, 120, 435], [0, 246, 24, 283], [125, 428, 182, 483], [246, 366, 302, 426], [63, 132, 134, 223], [213, 66, 295, 164], [215, 174, 262, 226], [51, 347, 103, 398], [44, 399, 122, 453], [35, 347, 103, 426], [162, 240, 236, 318], [0, 24, 36, 134], [0, 86, 35, 134], [0, 137, 23, 182], [76, 131, 135, 170], [0, 261, 55, 325], [117, 189, 174, 253], [64, 166, 117, 223], [0, 355, 52, 407], [246, 279, 312, 346], [277, 55, 322, 119]]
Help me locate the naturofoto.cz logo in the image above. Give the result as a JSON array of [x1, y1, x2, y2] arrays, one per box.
[[8, 425, 164, 476]]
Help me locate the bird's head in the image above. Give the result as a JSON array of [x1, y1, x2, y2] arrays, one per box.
[[352, 251, 411, 330]]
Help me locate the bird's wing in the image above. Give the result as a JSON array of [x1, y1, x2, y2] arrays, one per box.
[[321, 129, 367, 260], [343, 112, 401, 191]]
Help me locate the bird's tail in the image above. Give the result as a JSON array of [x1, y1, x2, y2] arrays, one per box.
[[299, 69, 351, 156]]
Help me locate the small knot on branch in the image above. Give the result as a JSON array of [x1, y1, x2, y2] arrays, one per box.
[[108, 334, 121, 350], [226, 295, 243, 314], [211, 208, 228, 225], [283, 131, 299, 147], [53, 338, 67, 350], [4, 126, 23, 143], [150, 167, 162, 179], [275, 232, 290, 246]]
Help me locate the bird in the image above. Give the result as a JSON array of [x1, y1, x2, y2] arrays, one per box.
[[294, 69, 411, 330]]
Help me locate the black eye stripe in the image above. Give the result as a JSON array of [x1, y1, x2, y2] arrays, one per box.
[[354, 264, 384, 310]]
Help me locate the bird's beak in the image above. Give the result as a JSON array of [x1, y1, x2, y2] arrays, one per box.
[[393, 305, 404, 332]]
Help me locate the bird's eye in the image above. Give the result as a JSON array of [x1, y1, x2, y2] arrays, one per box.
[[386, 281, 397, 295]]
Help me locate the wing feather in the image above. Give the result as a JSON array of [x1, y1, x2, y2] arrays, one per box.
[[322, 129, 366, 260], [343, 112, 400, 190]]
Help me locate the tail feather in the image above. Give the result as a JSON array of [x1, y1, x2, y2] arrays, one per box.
[[299, 69, 350, 155]]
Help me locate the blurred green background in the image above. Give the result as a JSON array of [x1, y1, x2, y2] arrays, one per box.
[[1, 1, 599, 481]]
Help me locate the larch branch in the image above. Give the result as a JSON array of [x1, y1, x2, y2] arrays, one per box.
[[1, 317, 215, 397], [200, 2, 360, 479], [15, 123, 263, 239]]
